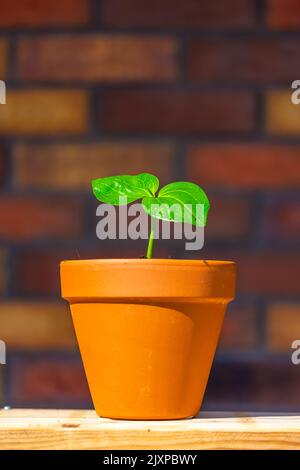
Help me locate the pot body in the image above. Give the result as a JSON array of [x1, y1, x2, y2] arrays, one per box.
[[61, 259, 236, 420]]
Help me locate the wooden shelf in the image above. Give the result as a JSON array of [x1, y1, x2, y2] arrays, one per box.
[[0, 409, 299, 450]]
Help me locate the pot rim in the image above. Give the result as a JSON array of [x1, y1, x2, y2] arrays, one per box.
[[61, 258, 235, 267], [60, 259, 236, 302]]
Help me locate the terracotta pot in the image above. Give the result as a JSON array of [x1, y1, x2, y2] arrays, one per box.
[[60, 259, 236, 420]]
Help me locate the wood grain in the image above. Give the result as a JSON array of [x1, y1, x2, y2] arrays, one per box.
[[0, 409, 300, 449]]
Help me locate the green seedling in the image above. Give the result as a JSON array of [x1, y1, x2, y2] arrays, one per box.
[[92, 173, 210, 258]]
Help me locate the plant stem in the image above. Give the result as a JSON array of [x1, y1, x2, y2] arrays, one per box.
[[146, 219, 156, 259]]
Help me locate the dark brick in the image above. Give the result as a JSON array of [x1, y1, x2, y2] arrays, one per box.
[[0, 39, 8, 78], [238, 254, 300, 295], [187, 38, 300, 84], [263, 197, 300, 242], [15, 248, 110, 297], [207, 196, 252, 241], [9, 355, 91, 407], [0, 250, 7, 295], [102, 0, 256, 29], [219, 304, 258, 351], [204, 360, 300, 410], [102, 90, 255, 135]]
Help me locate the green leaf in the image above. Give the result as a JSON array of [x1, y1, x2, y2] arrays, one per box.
[[142, 181, 210, 227], [92, 173, 159, 205]]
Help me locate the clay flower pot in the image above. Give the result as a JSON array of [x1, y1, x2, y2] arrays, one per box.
[[60, 259, 236, 420]]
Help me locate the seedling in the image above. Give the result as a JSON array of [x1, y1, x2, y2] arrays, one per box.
[[92, 173, 210, 258]]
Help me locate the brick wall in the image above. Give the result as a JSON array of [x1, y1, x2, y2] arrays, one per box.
[[0, 0, 300, 411]]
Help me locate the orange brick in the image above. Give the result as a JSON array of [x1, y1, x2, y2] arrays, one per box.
[[0, 90, 88, 135], [0, 0, 89, 27], [0, 196, 84, 241], [219, 304, 258, 351], [18, 35, 178, 82], [13, 142, 174, 190], [0, 301, 76, 350], [187, 144, 300, 188], [267, 0, 300, 30], [0, 250, 7, 295], [0, 40, 8, 78], [266, 90, 300, 136], [267, 303, 300, 352]]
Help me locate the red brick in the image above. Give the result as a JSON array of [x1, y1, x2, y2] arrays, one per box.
[[13, 142, 174, 189], [102, 91, 255, 135], [187, 38, 300, 84], [10, 356, 91, 406], [219, 304, 258, 351], [238, 254, 300, 295], [15, 246, 154, 296], [18, 35, 177, 82], [207, 196, 251, 240], [0, 196, 84, 241], [0, 39, 8, 78], [102, 0, 256, 28], [263, 198, 300, 242], [0, 301, 76, 349], [0, 0, 89, 27], [266, 90, 300, 136], [267, 0, 300, 30], [15, 249, 98, 296], [267, 303, 300, 352], [187, 144, 300, 188], [0, 90, 88, 135]]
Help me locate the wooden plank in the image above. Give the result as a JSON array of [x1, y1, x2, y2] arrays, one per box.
[[0, 409, 300, 449]]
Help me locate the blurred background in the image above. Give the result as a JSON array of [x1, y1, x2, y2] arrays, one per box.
[[0, 0, 300, 412]]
